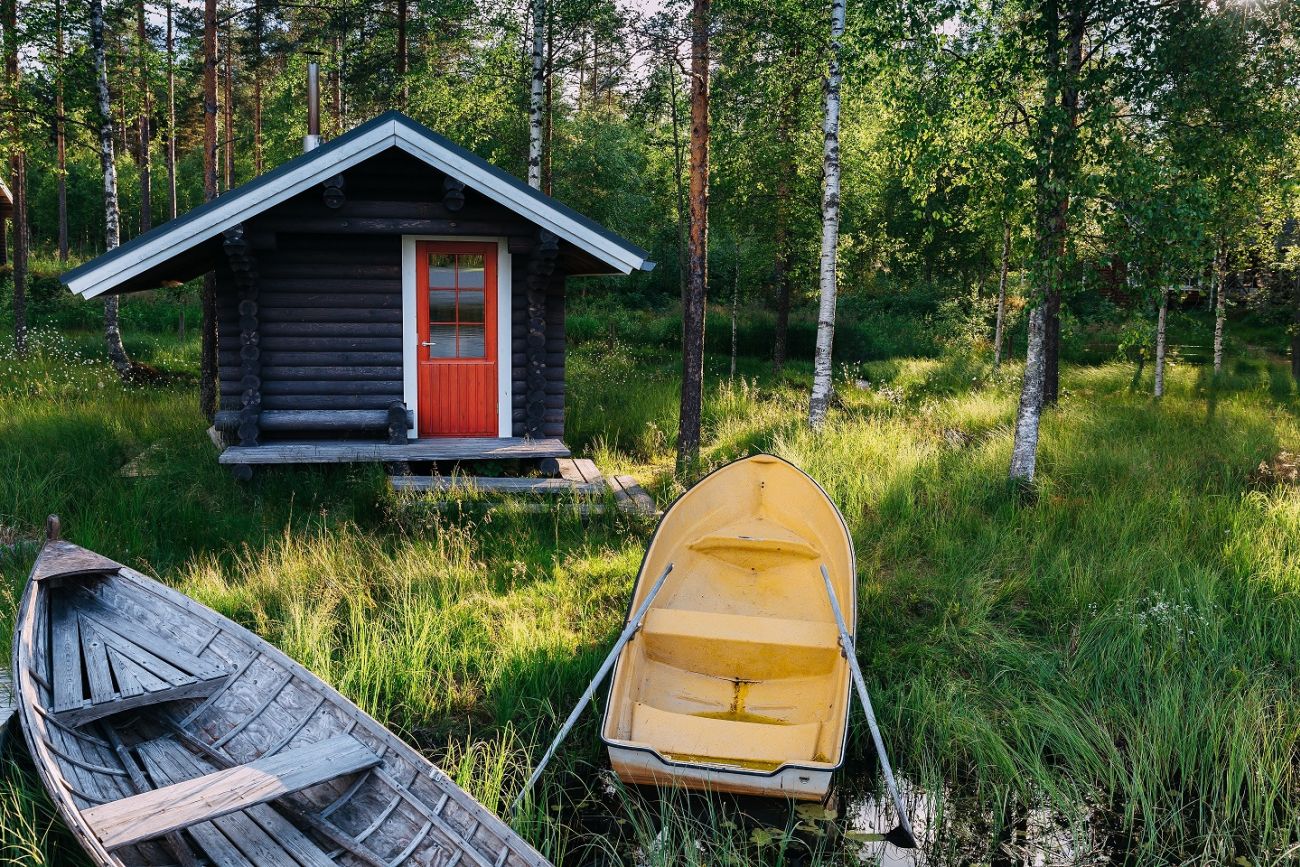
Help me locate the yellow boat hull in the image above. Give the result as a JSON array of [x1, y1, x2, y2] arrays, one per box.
[[601, 454, 856, 800]]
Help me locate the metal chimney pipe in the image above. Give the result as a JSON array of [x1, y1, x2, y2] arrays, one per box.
[[304, 62, 321, 152]]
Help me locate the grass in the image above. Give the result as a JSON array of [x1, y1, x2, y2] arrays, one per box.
[[2, 312, 1300, 865]]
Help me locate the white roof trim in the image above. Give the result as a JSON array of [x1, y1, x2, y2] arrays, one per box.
[[65, 116, 651, 299]]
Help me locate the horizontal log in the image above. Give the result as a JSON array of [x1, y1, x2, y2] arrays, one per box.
[[214, 409, 413, 432], [260, 337, 403, 352], [251, 216, 537, 236], [511, 394, 564, 409], [220, 350, 402, 366], [222, 365, 402, 381], [259, 280, 400, 295], [257, 394, 402, 411], [258, 263, 402, 279], [260, 321, 400, 338], [223, 379, 402, 397], [260, 308, 402, 324], [510, 352, 564, 367], [260, 292, 401, 310], [511, 338, 566, 353], [269, 200, 508, 221]]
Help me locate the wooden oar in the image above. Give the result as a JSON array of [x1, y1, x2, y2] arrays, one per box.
[[820, 564, 916, 849], [511, 562, 674, 815]]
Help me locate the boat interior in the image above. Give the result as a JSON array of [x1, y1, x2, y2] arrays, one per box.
[[602, 456, 856, 775]]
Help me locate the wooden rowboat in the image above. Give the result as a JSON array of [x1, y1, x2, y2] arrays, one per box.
[[600, 454, 857, 800], [13, 520, 551, 867]]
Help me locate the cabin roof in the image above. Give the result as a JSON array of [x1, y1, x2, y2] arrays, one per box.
[[62, 111, 654, 299], [0, 178, 12, 220]]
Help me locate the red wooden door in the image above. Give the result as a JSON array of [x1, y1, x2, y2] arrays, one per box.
[[416, 242, 498, 437]]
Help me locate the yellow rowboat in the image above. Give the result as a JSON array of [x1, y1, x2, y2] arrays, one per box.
[[600, 454, 857, 801]]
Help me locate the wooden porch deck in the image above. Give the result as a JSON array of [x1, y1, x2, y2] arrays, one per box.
[[218, 436, 570, 466]]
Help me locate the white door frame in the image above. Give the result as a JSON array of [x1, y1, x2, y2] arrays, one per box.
[[401, 235, 513, 439]]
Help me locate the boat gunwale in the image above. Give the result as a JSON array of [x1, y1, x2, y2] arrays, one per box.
[[598, 453, 858, 782], [13, 544, 551, 867]]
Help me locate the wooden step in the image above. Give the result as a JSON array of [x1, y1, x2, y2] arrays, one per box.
[[390, 475, 604, 494], [82, 734, 380, 850], [220, 437, 570, 465], [639, 608, 840, 680], [629, 702, 823, 766]]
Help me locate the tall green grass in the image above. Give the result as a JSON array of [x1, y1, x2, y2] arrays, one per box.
[[2, 318, 1300, 864]]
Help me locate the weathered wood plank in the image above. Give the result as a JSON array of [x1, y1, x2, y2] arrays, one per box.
[[220, 437, 570, 465], [74, 594, 228, 680], [389, 476, 604, 495], [50, 593, 84, 713], [610, 475, 659, 517], [84, 734, 380, 850], [31, 541, 123, 582], [78, 621, 116, 706], [214, 409, 412, 432]]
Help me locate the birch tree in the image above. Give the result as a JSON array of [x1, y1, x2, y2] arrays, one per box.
[[807, 0, 845, 428], [92, 0, 133, 380], [528, 0, 544, 190], [1211, 249, 1226, 375], [3, 0, 25, 357], [676, 0, 709, 475], [55, 0, 67, 262]]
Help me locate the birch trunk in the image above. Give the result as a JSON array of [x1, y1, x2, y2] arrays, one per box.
[[1154, 288, 1168, 398], [137, 0, 152, 233], [199, 0, 219, 421], [55, 0, 68, 262], [676, 0, 710, 476], [528, 0, 544, 190], [4, 0, 26, 356], [166, 0, 176, 219], [1008, 305, 1047, 480], [808, 0, 845, 429], [92, 0, 132, 380], [993, 217, 1011, 369], [1212, 252, 1226, 375]]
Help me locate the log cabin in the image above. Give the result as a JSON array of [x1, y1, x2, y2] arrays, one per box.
[[60, 107, 653, 476]]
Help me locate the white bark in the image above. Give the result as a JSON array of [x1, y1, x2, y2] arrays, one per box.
[[993, 218, 1011, 369], [1212, 254, 1226, 375], [808, 0, 845, 428], [1008, 304, 1047, 481], [1154, 288, 1169, 398], [527, 0, 545, 190], [730, 243, 739, 380], [92, 0, 130, 379]]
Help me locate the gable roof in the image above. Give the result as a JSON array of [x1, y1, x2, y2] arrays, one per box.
[[62, 111, 654, 299]]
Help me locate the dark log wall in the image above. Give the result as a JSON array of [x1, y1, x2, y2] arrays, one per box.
[[217, 149, 567, 440]]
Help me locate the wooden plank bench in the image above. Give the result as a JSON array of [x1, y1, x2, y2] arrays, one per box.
[[81, 734, 380, 851]]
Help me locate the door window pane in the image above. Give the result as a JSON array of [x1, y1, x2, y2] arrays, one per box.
[[426, 324, 457, 358], [458, 290, 485, 324], [428, 290, 457, 322], [458, 255, 486, 289], [458, 324, 486, 358], [429, 253, 457, 288]]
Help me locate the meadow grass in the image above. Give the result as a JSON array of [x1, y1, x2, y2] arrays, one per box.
[[1, 319, 1299, 864]]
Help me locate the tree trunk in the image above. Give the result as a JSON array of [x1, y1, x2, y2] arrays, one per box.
[[1009, 305, 1047, 481], [543, 9, 553, 195], [808, 0, 846, 429], [396, 0, 408, 110], [200, 0, 219, 421], [4, 0, 25, 357], [1154, 288, 1168, 398], [771, 66, 801, 374], [137, 0, 152, 233], [528, 0, 544, 189], [1291, 272, 1300, 385], [993, 216, 1011, 368], [92, 0, 132, 380], [1212, 251, 1226, 375], [667, 46, 688, 304], [55, 0, 68, 262], [676, 0, 710, 476], [730, 241, 740, 380], [252, 0, 263, 174], [332, 33, 343, 135], [166, 0, 177, 219], [222, 17, 234, 191]]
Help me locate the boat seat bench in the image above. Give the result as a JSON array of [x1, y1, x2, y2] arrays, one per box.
[[639, 608, 841, 680], [629, 702, 823, 765], [82, 734, 381, 852]]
